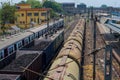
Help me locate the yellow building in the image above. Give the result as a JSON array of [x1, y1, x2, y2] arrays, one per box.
[[15, 4, 50, 28]]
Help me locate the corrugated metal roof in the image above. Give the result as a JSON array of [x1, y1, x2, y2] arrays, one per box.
[[105, 23, 120, 33]]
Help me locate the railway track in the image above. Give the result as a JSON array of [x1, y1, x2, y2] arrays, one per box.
[[83, 18, 120, 80], [64, 19, 79, 41], [102, 33, 120, 80], [96, 22, 120, 80], [82, 19, 106, 80], [83, 19, 93, 80]]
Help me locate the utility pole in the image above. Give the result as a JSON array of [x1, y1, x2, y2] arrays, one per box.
[[104, 45, 112, 80], [93, 20, 96, 80], [47, 10, 49, 31], [93, 10, 96, 80], [45, 10, 49, 39]]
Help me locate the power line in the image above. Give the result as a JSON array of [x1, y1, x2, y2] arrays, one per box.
[[21, 47, 105, 79], [20, 66, 54, 80]]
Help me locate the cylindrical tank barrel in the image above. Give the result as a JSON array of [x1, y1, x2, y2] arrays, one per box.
[[44, 19, 85, 80]]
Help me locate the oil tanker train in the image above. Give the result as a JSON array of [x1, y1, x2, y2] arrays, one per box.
[[44, 19, 85, 80]]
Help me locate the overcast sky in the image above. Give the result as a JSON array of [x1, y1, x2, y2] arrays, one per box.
[[0, 0, 120, 7]]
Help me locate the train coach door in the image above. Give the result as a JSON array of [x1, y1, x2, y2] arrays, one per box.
[[4, 48, 8, 57]]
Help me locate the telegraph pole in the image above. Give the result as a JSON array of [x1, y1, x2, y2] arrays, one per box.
[[47, 10, 49, 33], [47, 10, 49, 31], [104, 45, 112, 80], [92, 7, 97, 80], [93, 21, 96, 80]]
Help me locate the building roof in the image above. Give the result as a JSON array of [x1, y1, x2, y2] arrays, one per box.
[[16, 4, 31, 6], [62, 3, 75, 4], [105, 24, 120, 33], [105, 20, 120, 33], [16, 8, 51, 11]]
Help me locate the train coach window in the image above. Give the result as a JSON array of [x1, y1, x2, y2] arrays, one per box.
[[0, 50, 4, 59], [30, 35, 34, 42], [42, 29, 46, 34], [24, 38, 29, 45], [35, 33, 38, 38], [16, 41, 23, 49], [38, 31, 42, 37], [8, 45, 15, 54]]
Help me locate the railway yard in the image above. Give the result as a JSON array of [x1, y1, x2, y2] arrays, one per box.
[[81, 18, 120, 80], [0, 14, 120, 80], [96, 21, 120, 80], [1, 0, 120, 79], [60, 15, 120, 80]]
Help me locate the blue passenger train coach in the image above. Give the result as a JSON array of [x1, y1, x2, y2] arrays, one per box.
[[0, 19, 64, 69]]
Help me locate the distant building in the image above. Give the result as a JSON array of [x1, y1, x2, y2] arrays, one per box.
[[61, 3, 76, 14], [15, 4, 50, 28], [61, 3, 87, 14], [77, 3, 86, 9], [62, 3, 75, 8], [77, 3, 87, 13], [50, 0, 55, 2]]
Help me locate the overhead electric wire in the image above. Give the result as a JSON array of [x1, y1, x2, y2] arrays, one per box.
[[20, 46, 105, 79]]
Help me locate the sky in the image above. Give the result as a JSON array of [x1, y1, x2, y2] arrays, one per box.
[[0, 0, 120, 7]]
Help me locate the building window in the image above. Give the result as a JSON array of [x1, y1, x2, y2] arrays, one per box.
[[41, 12, 46, 16], [30, 18, 33, 22], [38, 18, 39, 23], [27, 13, 32, 16], [20, 21, 22, 24], [16, 6, 20, 9], [21, 13, 24, 17], [23, 21, 25, 24], [34, 13, 39, 16]]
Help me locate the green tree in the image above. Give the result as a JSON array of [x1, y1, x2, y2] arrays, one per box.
[[18, 0, 42, 8], [43, 1, 63, 18], [50, 10, 58, 18], [0, 2, 16, 33], [43, 1, 63, 13], [26, 0, 42, 8]]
